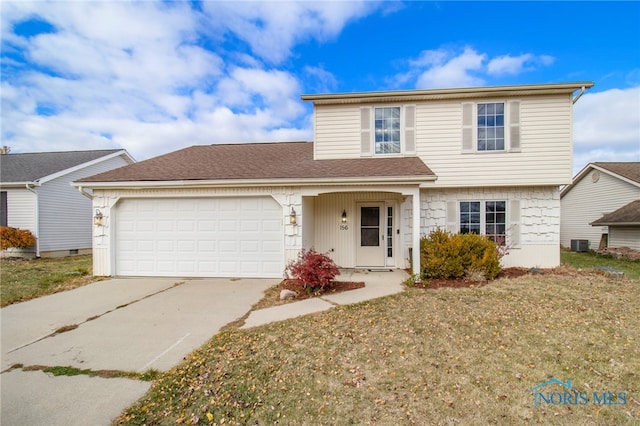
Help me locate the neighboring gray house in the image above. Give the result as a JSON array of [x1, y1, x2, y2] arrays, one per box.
[[75, 82, 592, 278], [0, 150, 135, 257], [560, 162, 640, 251]]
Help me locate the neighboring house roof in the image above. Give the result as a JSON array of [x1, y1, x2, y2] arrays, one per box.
[[0, 149, 132, 184], [590, 199, 640, 226], [592, 162, 640, 184], [561, 161, 640, 197], [77, 142, 436, 185]]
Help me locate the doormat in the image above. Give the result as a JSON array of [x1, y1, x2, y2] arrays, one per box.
[[368, 269, 393, 272]]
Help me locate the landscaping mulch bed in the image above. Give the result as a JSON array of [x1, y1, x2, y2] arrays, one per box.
[[280, 279, 365, 300], [415, 267, 531, 289]]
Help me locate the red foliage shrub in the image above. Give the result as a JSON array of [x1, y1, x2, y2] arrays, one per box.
[[0, 226, 37, 250], [285, 248, 340, 292]]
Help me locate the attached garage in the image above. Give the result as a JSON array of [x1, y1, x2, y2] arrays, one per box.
[[115, 197, 283, 278]]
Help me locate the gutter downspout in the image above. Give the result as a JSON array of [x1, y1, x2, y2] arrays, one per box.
[[572, 86, 586, 104], [25, 183, 40, 258], [77, 186, 93, 200]]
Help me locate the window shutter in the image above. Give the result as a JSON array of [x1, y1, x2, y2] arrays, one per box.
[[404, 105, 416, 154], [509, 101, 521, 151], [509, 200, 521, 247], [360, 107, 372, 157], [461, 102, 474, 152], [446, 201, 458, 233]]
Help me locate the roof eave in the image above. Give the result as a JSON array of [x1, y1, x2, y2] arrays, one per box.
[[590, 222, 640, 226], [302, 82, 595, 105], [73, 175, 437, 189], [0, 181, 39, 188]]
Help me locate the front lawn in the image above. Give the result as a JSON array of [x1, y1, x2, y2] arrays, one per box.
[[561, 249, 640, 280], [116, 272, 639, 425], [0, 255, 96, 307]]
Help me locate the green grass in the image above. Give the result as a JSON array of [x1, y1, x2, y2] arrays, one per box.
[[561, 249, 640, 280], [0, 255, 98, 307], [115, 272, 639, 425], [20, 365, 160, 381]]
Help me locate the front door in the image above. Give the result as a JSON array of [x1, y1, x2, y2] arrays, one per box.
[[356, 203, 385, 267]]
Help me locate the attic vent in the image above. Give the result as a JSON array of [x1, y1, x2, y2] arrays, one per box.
[[591, 171, 600, 183]]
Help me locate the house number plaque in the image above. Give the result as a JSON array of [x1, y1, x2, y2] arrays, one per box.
[[339, 224, 349, 231]]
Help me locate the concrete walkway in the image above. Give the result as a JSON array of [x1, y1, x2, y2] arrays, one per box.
[[242, 268, 406, 328], [1, 269, 407, 426]]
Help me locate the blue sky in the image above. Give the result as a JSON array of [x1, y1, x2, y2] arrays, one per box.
[[2, 1, 639, 175]]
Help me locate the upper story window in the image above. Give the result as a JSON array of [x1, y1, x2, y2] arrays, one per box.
[[462, 101, 520, 153], [477, 103, 505, 151], [360, 105, 415, 157], [374, 107, 401, 154]]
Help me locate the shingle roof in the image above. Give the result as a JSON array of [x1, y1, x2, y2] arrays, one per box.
[[77, 142, 436, 183], [0, 149, 123, 183], [593, 162, 640, 184], [591, 199, 640, 226]]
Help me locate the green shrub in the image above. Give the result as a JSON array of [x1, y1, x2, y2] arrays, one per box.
[[420, 228, 501, 280]]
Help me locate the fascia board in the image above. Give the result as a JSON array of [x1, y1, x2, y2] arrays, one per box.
[[40, 150, 133, 185], [72, 175, 437, 189]]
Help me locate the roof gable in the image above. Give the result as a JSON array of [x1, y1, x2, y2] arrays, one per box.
[[561, 162, 640, 198], [592, 162, 640, 185], [77, 142, 436, 184], [0, 149, 129, 183]]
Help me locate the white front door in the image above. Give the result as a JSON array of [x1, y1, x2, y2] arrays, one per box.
[[356, 203, 386, 267]]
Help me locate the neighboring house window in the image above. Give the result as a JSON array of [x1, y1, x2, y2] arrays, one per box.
[[0, 191, 6, 227], [374, 107, 401, 154], [477, 103, 505, 151], [459, 200, 507, 245]]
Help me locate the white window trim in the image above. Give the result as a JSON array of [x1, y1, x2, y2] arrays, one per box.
[[361, 105, 416, 157], [447, 199, 520, 248], [461, 100, 521, 154]]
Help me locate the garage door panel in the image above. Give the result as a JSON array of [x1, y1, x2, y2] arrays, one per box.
[[116, 197, 283, 277]]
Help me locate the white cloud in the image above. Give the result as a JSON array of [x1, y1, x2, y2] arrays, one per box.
[[398, 46, 556, 89], [1, 1, 334, 160], [487, 54, 554, 76], [200, 1, 377, 64], [572, 86, 640, 173], [410, 47, 486, 88]]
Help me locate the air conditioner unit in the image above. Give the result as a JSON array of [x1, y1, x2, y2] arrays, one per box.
[[570, 239, 589, 252]]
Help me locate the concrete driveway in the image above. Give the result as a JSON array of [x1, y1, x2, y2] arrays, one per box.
[[1, 277, 276, 426]]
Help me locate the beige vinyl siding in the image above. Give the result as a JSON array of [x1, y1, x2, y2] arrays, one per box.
[[609, 227, 640, 251], [416, 95, 574, 187], [314, 105, 362, 159], [38, 155, 131, 253], [560, 168, 640, 250], [313, 94, 574, 187], [4, 188, 37, 231]]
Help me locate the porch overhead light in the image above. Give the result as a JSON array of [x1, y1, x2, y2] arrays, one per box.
[[94, 209, 104, 226], [289, 207, 297, 225], [341, 209, 347, 223]]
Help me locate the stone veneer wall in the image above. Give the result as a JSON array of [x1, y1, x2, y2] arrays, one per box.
[[402, 186, 561, 268]]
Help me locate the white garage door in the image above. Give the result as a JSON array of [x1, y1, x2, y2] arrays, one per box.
[[115, 197, 283, 278]]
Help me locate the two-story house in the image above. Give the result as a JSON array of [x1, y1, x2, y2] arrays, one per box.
[[75, 82, 593, 278]]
